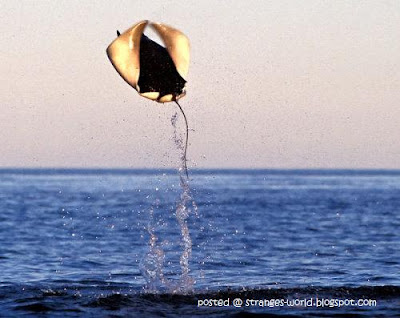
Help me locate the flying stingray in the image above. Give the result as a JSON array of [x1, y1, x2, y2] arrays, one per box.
[[106, 20, 191, 178]]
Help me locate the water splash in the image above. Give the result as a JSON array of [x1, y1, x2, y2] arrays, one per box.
[[140, 112, 197, 293], [140, 201, 167, 292], [171, 112, 198, 289]]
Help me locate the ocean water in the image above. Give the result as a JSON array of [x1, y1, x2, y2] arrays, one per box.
[[0, 169, 399, 317]]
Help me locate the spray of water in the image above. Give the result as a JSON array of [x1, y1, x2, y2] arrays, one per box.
[[171, 112, 197, 290], [140, 201, 167, 292], [140, 109, 197, 294]]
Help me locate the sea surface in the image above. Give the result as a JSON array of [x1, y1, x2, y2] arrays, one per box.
[[0, 169, 399, 317]]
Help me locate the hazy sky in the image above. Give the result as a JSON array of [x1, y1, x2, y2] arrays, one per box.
[[1, 0, 399, 169]]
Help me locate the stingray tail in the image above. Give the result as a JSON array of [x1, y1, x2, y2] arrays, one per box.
[[175, 101, 189, 180]]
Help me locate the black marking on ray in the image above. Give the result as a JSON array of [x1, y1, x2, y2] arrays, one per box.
[[138, 34, 186, 100]]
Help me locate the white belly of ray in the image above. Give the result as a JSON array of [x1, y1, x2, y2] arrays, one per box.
[[139, 93, 186, 103], [140, 92, 160, 100], [106, 21, 148, 90]]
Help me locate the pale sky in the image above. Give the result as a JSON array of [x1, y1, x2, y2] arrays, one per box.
[[1, 0, 399, 169]]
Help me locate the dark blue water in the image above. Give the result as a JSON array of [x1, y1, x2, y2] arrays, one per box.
[[1, 169, 399, 317]]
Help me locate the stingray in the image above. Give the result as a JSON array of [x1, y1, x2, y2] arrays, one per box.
[[106, 20, 190, 178]]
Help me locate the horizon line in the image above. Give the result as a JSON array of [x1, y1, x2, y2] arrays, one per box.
[[1, 167, 400, 175]]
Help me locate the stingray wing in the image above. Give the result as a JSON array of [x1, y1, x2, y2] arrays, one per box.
[[150, 22, 190, 80], [106, 20, 148, 91]]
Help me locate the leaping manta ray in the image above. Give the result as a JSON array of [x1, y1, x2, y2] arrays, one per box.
[[106, 20, 190, 178]]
